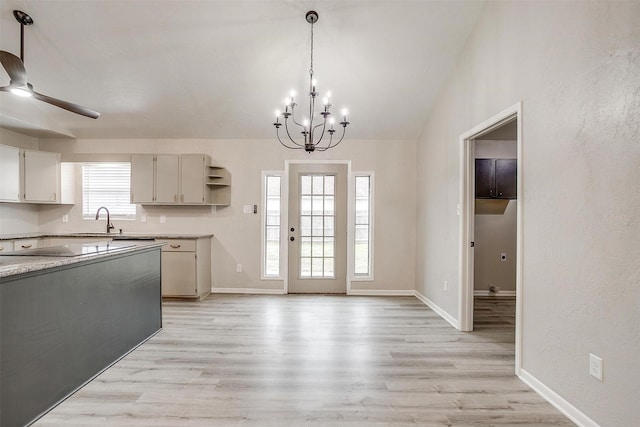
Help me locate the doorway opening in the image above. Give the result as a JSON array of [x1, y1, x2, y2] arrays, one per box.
[[458, 102, 523, 374]]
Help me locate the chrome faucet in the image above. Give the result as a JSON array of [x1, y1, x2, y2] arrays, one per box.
[[95, 206, 115, 233]]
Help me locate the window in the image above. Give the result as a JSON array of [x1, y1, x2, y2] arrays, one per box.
[[82, 163, 136, 219], [262, 173, 282, 278], [354, 174, 374, 277]]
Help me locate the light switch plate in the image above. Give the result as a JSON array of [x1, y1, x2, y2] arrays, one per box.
[[160, 215, 166, 224], [243, 205, 253, 214]]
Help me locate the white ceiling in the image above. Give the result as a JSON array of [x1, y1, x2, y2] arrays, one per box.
[[0, 1, 484, 140]]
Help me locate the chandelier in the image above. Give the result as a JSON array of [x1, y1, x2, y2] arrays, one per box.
[[273, 11, 350, 153]]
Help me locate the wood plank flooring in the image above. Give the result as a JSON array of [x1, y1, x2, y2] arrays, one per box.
[[35, 295, 574, 426]]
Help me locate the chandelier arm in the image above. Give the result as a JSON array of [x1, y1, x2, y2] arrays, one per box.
[[283, 119, 305, 148], [319, 126, 347, 151], [277, 128, 304, 149], [290, 105, 304, 128], [311, 121, 326, 146]]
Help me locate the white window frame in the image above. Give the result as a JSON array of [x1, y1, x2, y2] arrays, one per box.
[[261, 171, 284, 280], [82, 162, 136, 220], [352, 172, 374, 281]]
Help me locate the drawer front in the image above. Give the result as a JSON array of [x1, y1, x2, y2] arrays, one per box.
[[0, 240, 15, 253], [13, 239, 40, 251], [158, 239, 196, 252]]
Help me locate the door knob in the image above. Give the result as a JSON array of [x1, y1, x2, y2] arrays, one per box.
[[290, 236, 295, 242]]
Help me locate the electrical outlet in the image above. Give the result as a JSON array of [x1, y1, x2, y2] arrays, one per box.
[[236, 264, 242, 273], [211, 205, 217, 214], [590, 353, 603, 381], [62, 214, 69, 223], [160, 215, 166, 224], [141, 214, 147, 223], [444, 280, 448, 291]]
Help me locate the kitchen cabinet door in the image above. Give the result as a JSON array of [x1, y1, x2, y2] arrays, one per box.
[[155, 155, 180, 204], [495, 159, 517, 199], [23, 150, 60, 203], [0, 144, 20, 202], [475, 159, 495, 199], [130, 155, 155, 203], [161, 252, 197, 296], [180, 154, 206, 204]]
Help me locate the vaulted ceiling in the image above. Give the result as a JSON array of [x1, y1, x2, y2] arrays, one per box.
[[0, 1, 484, 140]]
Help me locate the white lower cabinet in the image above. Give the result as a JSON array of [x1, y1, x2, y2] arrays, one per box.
[[157, 237, 211, 299], [0, 240, 15, 253]]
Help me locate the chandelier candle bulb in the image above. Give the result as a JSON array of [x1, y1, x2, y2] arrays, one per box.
[[272, 10, 350, 153]]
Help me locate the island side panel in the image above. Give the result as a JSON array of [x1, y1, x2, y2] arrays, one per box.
[[0, 247, 162, 427]]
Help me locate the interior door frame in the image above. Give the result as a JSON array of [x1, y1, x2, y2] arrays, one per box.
[[283, 160, 353, 294], [458, 101, 523, 374]]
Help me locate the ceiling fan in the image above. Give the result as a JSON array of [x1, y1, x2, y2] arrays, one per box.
[[0, 10, 100, 119]]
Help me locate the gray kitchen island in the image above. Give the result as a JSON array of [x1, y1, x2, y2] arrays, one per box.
[[0, 241, 163, 427]]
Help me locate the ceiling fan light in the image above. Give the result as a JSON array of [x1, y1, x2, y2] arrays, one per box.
[[10, 87, 32, 97]]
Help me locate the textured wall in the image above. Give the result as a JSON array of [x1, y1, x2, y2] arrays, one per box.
[[39, 137, 417, 293], [415, 1, 640, 425]]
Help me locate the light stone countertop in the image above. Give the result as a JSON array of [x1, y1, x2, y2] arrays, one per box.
[[0, 232, 214, 241], [0, 241, 165, 279]]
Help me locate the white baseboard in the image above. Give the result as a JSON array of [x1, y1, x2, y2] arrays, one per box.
[[474, 290, 516, 297], [518, 369, 600, 427], [348, 289, 415, 296], [414, 291, 460, 329], [211, 287, 285, 295]]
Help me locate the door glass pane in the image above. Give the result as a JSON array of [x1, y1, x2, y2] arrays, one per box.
[[312, 216, 323, 236], [301, 216, 311, 237], [324, 196, 335, 215], [324, 176, 335, 195], [312, 257, 323, 277], [301, 257, 311, 276], [324, 238, 334, 257], [324, 258, 334, 277], [312, 175, 324, 194], [299, 173, 336, 279], [301, 196, 312, 215], [301, 175, 312, 195], [312, 196, 323, 215], [301, 237, 312, 257]]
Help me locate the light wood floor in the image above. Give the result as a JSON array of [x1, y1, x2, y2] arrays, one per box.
[[35, 295, 574, 426]]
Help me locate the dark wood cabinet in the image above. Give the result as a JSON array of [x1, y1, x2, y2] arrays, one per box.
[[475, 158, 517, 199]]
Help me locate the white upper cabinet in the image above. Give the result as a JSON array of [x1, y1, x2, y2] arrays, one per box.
[[0, 144, 20, 202], [130, 155, 155, 204], [155, 155, 180, 204], [23, 150, 61, 203], [130, 153, 229, 206], [181, 154, 207, 204]]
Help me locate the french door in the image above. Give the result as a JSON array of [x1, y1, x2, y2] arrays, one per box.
[[288, 163, 347, 293]]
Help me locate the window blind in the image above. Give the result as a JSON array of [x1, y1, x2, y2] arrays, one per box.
[[82, 163, 136, 218]]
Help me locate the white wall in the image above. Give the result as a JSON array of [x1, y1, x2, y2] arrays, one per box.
[[0, 129, 40, 234], [39, 138, 416, 294], [415, 1, 639, 426], [474, 200, 517, 292]]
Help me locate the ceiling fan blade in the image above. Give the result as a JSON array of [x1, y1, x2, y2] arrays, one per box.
[[0, 51, 27, 85], [31, 90, 100, 119]]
